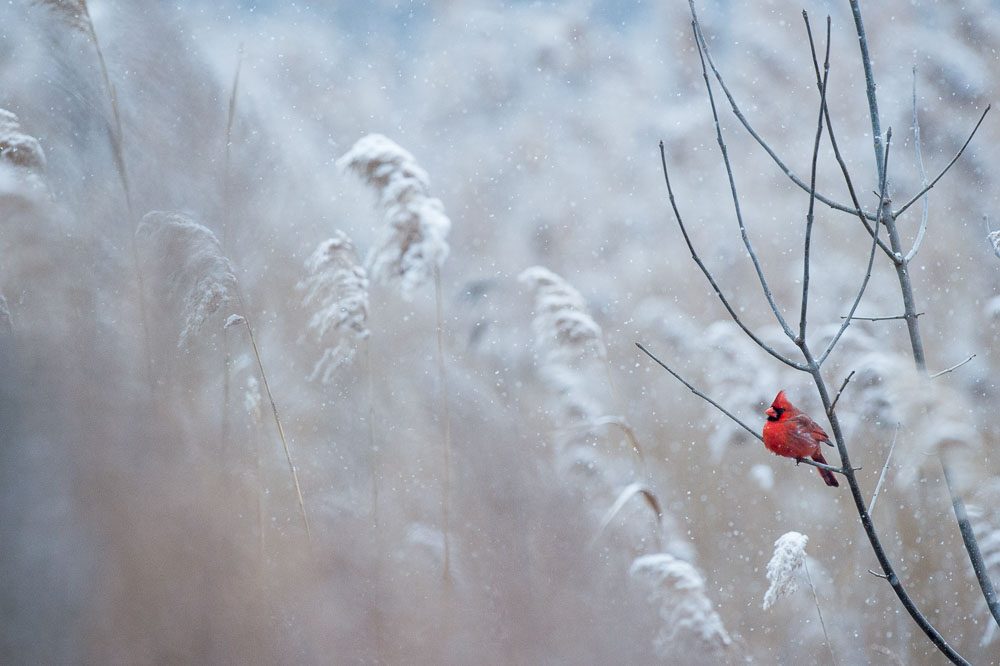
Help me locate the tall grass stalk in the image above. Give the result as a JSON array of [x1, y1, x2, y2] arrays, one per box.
[[37, 1, 155, 384], [236, 307, 312, 542], [338, 133, 453, 580], [434, 265, 452, 582]]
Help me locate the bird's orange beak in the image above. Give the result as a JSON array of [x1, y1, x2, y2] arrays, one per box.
[[765, 406, 777, 418]]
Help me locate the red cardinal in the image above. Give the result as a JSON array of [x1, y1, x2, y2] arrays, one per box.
[[763, 390, 839, 487]]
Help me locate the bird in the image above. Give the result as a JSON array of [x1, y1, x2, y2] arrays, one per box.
[[762, 390, 839, 487]]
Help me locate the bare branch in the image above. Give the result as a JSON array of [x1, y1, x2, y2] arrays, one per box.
[[635, 342, 763, 442], [658, 143, 805, 370], [794, 457, 846, 476], [829, 370, 854, 413], [849, 4, 969, 660], [798, 15, 832, 344], [801, 10, 891, 367], [817, 131, 889, 367], [687, 2, 869, 220], [893, 105, 991, 219], [929, 354, 976, 379], [690, 21, 797, 343], [941, 458, 1000, 631], [800, 13, 894, 258], [868, 424, 900, 515], [905, 67, 930, 263]]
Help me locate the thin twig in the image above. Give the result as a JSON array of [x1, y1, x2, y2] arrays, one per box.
[[658, 143, 804, 370], [839, 313, 922, 322], [929, 354, 976, 379], [798, 15, 832, 345], [800, 11, 889, 367], [828, 370, 854, 414], [686, 1, 869, 220], [894, 105, 991, 219], [868, 424, 900, 515], [799, 11, 896, 258], [817, 136, 888, 367], [794, 457, 849, 476], [636, 342, 849, 481], [691, 20, 797, 343], [905, 67, 929, 263], [635, 343, 763, 442]]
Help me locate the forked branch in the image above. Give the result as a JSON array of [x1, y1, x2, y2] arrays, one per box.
[[657, 143, 804, 371]]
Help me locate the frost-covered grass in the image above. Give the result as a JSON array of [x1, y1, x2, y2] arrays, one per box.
[[1, 2, 999, 664]]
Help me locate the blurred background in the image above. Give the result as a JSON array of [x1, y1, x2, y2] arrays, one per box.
[[1, 1, 998, 663]]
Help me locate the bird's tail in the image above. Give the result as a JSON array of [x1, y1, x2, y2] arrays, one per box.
[[812, 451, 840, 488]]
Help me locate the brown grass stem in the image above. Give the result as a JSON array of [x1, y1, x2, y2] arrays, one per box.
[[435, 265, 453, 583], [238, 302, 312, 542]]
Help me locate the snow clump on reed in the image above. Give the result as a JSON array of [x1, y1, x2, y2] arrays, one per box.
[[337, 133, 450, 300], [296, 230, 370, 383], [519, 266, 607, 425], [763, 531, 809, 610], [630, 553, 732, 659], [135, 211, 238, 347]]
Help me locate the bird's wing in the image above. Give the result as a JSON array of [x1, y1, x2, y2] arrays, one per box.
[[790, 412, 831, 444]]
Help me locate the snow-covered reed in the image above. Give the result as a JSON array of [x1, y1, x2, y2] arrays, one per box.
[[0, 109, 46, 172], [297, 230, 370, 384], [337, 133, 450, 299], [135, 211, 237, 348], [629, 553, 732, 661], [519, 265, 607, 425], [762, 531, 809, 610]]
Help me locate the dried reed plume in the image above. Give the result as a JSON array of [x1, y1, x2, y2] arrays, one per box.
[[34, 0, 95, 39], [519, 266, 607, 425], [762, 531, 835, 661], [338, 133, 453, 576], [337, 133, 451, 300], [297, 230, 370, 384], [629, 553, 732, 660], [135, 211, 237, 347], [762, 531, 809, 610], [135, 215, 311, 540], [35, 0, 131, 213]]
